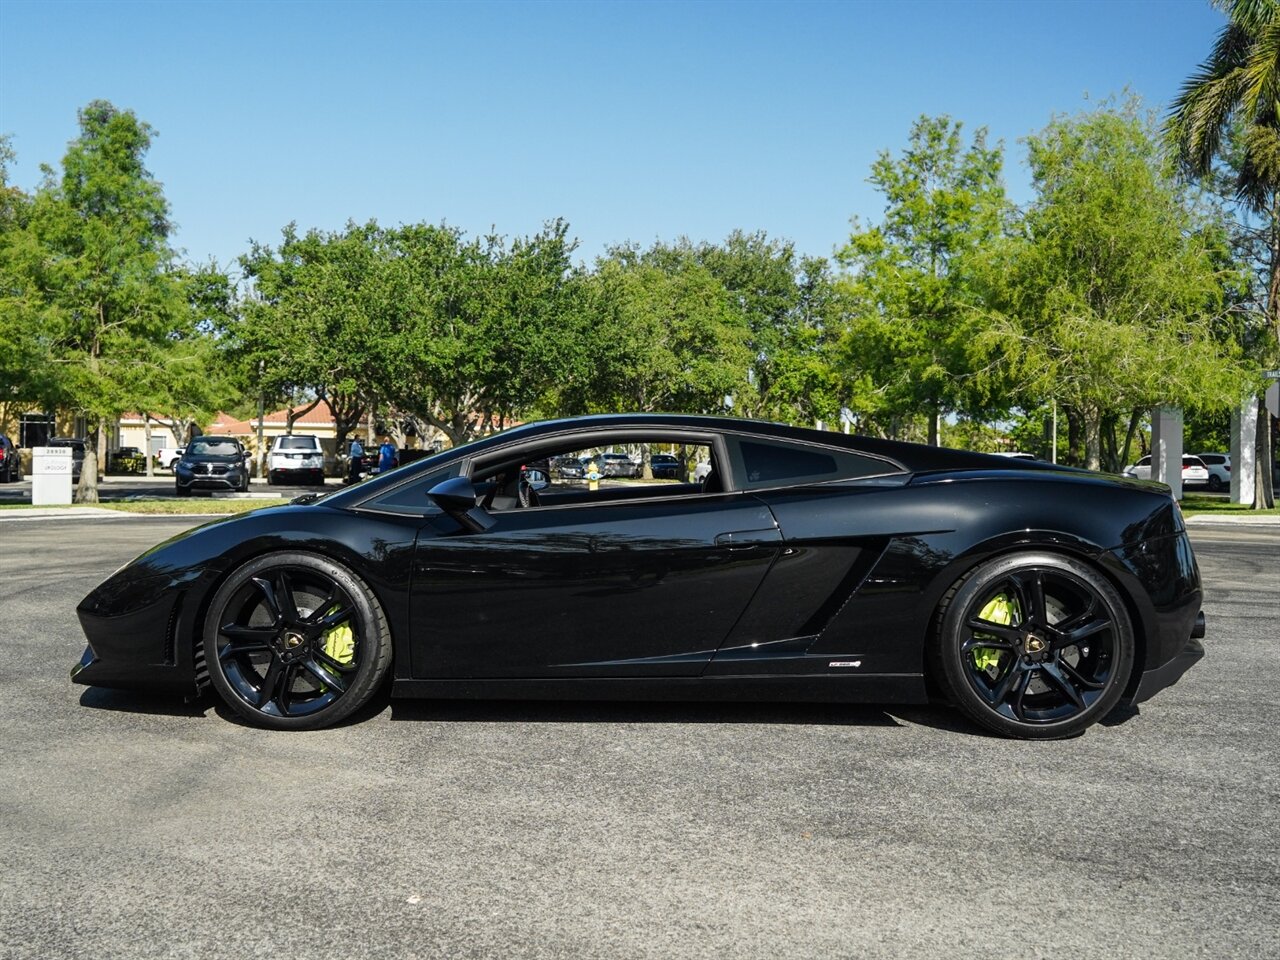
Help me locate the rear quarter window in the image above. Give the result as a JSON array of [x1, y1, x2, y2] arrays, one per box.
[[730, 437, 897, 489]]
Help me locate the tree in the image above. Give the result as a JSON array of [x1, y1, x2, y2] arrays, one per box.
[[576, 248, 751, 424], [383, 219, 583, 446], [238, 221, 399, 457], [1167, 0, 1280, 506], [631, 233, 846, 426], [986, 99, 1252, 471], [134, 263, 241, 473], [19, 102, 187, 501], [837, 116, 1012, 444], [0, 136, 51, 417]]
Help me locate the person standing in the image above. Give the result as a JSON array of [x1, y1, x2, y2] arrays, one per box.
[[378, 436, 396, 474], [347, 436, 365, 484]]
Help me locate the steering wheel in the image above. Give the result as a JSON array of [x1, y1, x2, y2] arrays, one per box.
[[518, 477, 540, 508]]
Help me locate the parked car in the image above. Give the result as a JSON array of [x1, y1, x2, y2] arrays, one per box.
[[599, 452, 640, 478], [1194, 452, 1231, 492], [1123, 454, 1211, 487], [268, 435, 326, 486], [650, 453, 681, 479], [175, 436, 249, 494], [550, 456, 585, 480], [46, 438, 85, 482], [156, 446, 185, 470], [0, 435, 20, 483], [72, 412, 1206, 739]]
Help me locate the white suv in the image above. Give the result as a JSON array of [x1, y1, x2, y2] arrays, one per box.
[[267, 435, 326, 486], [1194, 452, 1231, 492]]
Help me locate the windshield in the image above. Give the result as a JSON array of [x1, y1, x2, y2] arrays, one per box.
[[188, 438, 242, 456], [275, 437, 319, 451]]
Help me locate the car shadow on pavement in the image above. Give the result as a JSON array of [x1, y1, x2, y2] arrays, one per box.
[[389, 697, 907, 728], [78, 686, 215, 717]]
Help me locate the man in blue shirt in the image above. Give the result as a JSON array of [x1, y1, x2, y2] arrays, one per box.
[[347, 436, 365, 484], [378, 436, 396, 474]]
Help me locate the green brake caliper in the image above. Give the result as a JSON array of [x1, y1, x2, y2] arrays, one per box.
[[318, 607, 355, 690], [972, 594, 1018, 679]]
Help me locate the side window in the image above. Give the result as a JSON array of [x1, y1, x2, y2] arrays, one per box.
[[362, 467, 457, 516], [730, 437, 896, 489]]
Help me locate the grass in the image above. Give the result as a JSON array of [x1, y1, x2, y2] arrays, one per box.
[[1179, 494, 1280, 517], [0, 498, 290, 514]]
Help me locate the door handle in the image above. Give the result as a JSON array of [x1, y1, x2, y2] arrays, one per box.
[[714, 528, 782, 550]]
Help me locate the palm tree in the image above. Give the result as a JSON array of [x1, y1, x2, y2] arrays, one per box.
[[1166, 0, 1279, 508]]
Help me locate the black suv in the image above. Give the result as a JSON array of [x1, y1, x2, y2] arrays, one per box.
[[174, 436, 250, 494], [0, 435, 20, 482]]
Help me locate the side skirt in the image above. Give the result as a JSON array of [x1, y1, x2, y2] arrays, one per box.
[[392, 674, 928, 704]]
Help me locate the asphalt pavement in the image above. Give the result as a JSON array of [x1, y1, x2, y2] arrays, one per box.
[[0, 518, 1276, 959]]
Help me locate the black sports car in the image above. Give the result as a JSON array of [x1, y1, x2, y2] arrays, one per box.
[[71, 414, 1205, 738]]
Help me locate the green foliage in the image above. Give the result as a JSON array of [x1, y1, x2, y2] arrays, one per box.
[[837, 115, 1013, 441], [239, 218, 584, 446], [980, 98, 1253, 469], [385, 219, 582, 443], [1, 103, 198, 500], [569, 246, 751, 417]]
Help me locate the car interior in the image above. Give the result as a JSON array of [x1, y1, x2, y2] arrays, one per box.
[[469, 434, 719, 512]]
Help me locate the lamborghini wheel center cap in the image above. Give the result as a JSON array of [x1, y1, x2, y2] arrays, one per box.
[[1022, 633, 1047, 656]]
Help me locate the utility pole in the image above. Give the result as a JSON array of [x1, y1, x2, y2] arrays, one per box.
[[256, 360, 266, 480], [1051, 399, 1058, 464]]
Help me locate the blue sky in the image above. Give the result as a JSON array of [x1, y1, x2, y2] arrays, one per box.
[[0, 0, 1224, 273]]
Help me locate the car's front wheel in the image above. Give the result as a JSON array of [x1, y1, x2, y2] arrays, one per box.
[[203, 551, 392, 730], [932, 552, 1134, 739]]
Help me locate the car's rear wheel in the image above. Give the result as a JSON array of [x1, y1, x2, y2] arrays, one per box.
[[933, 552, 1134, 739], [204, 551, 392, 730], [1207, 474, 1224, 492]]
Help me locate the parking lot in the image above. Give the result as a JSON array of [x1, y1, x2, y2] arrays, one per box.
[[0, 516, 1276, 959]]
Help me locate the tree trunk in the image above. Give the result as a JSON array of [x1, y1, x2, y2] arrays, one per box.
[[1100, 413, 1118, 473], [76, 426, 100, 504], [285, 395, 323, 436], [1066, 409, 1083, 467], [1084, 411, 1102, 472], [1255, 397, 1275, 509], [143, 416, 154, 477], [1120, 409, 1142, 475], [928, 403, 940, 447]]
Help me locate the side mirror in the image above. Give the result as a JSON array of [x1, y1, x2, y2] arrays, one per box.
[[427, 476, 495, 533]]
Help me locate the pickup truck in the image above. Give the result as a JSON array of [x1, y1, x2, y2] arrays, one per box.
[[155, 446, 185, 470]]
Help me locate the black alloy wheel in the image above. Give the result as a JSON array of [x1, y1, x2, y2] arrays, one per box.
[[203, 551, 391, 729], [934, 552, 1134, 739]]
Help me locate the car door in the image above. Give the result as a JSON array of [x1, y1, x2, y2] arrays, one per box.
[[408, 492, 781, 679]]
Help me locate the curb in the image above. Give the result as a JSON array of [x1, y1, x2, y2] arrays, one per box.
[[0, 508, 222, 522], [1184, 514, 1280, 526]]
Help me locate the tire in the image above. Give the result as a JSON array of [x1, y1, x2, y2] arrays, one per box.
[[1207, 475, 1224, 492], [203, 551, 392, 730], [931, 552, 1134, 739], [175, 481, 191, 497]]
